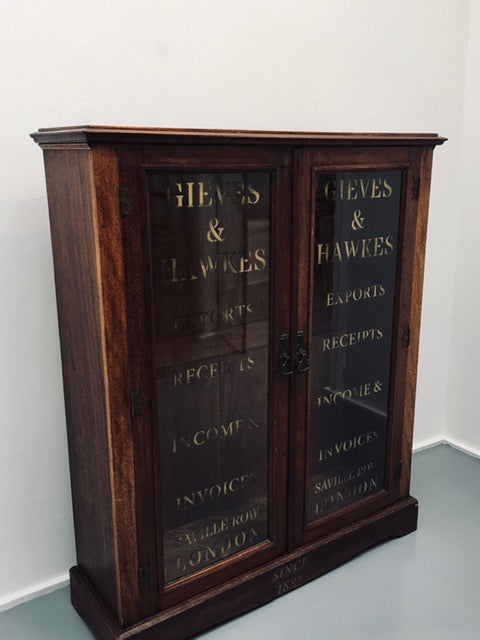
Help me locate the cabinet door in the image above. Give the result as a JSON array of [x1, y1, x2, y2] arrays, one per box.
[[118, 145, 291, 608], [290, 146, 430, 546]]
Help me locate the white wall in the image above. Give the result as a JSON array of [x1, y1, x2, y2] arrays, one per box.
[[447, 0, 480, 457], [0, 0, 472, 608]]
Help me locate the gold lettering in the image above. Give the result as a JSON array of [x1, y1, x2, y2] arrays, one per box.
[[171, 354, 255, 386], [343, 240, 360, 259], [317, 243, 330, 264], [373, 236, 384, 255], [161, 248, 268, 282], [198, 181, 213, 207], [175, 472, 255, 510], [239, 356, 255, 372], [325, 283, 386, 306], [230, 505, 260, 527], [321, 177, 394, 201], [273, 557, 307, 582], [171, 417, 260, 453], [322, 328, 384, 351], [186, 181, 195, 208], [276, 575, 304, 595], [385, 235, 394, 253], [371, 178, 382, 198], [359, 179, 370, 199], [174, 304, 254, 332], [383, 179, 393, 198], [324, 180, 335, 201], [170, 257, 184, 283], [215, 183, 226, 205], [174, 526, 260, 574], [332, 243, 343, 261], [317, 380, 383, 408], [347, 180, 358, 200], [169, 179, 262, 208], [174, 506, 261, 551], [247, 184, 261, 205], [314, 460, 377, 494], [318, 431, 379, 463], [316, 236, 395, 264], [174, 182, 184, 207], [239, 256, 253, 273], [314, 476, 379, 515], [223, 254, 238, 274], [254, 248, 267, 270], [361, 237, 372, 257], [198, 254, 218, 278]]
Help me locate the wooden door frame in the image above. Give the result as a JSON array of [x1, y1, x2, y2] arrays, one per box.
[[289, 145, 433, 547], [117, 143, 292, 611]]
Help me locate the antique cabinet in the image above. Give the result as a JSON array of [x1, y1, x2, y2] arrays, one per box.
[[31, 126, 445, 639]]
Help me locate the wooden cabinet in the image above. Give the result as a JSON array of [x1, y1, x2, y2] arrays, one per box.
[[32, 126, 445, 639]]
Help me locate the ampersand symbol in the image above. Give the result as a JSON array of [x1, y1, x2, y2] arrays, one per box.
[[207, 218, 225, 243], [351, 209, 365, 231]]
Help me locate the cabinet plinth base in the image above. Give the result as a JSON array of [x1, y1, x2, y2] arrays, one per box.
[[70, 496, 418, 640]]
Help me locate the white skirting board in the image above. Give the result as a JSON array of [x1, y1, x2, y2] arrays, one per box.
[[1, 438, 478, 614], [413, 437, 480, 459], [412, 436, 446, 453], [0, 574, 70, 613], [438, 437, 480, 460]]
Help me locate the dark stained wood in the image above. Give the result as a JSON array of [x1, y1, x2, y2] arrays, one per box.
[[33, 127, 443, 640], [397, 148, 435, 497], [42, 148, 119, 618], [289, 146, 423, 546], [31, 126, 447, 148], [117, 144, 291, 609], [43, 145, 158, 626], [287, 148, 313, 549], [91, 145, 152, 626], [117, 146, 161, 620]]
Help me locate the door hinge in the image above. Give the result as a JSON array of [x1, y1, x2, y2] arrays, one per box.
[[395, 461, 402, 479], [120, 187, 132, 218], [130, 390, 143, 418], [401, 326, 410, 348], [412, 176, 421, 201], [138, 564, 150, 591]]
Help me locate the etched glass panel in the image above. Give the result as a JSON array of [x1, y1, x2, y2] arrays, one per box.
[[148, 172, 271, 582], [306, 170, 402, 524]]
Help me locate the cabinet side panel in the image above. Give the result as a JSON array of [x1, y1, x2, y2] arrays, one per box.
[[398, 147, 434, 496], [43, 148, 119, 618], [92, 146, 146, 626]]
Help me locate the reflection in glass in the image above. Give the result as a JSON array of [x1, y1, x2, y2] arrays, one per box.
[[306, 170, 402, 524], [148, 173, 271, 582]]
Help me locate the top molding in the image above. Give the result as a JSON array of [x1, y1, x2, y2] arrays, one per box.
[[31, 125, 447, 148]]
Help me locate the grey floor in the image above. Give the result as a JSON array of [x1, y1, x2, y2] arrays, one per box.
[[1, 445, 479, 639]]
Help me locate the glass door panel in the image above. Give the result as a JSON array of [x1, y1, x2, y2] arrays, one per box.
[[306, 170, 402, 525], [148, 172, 272, 583]]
